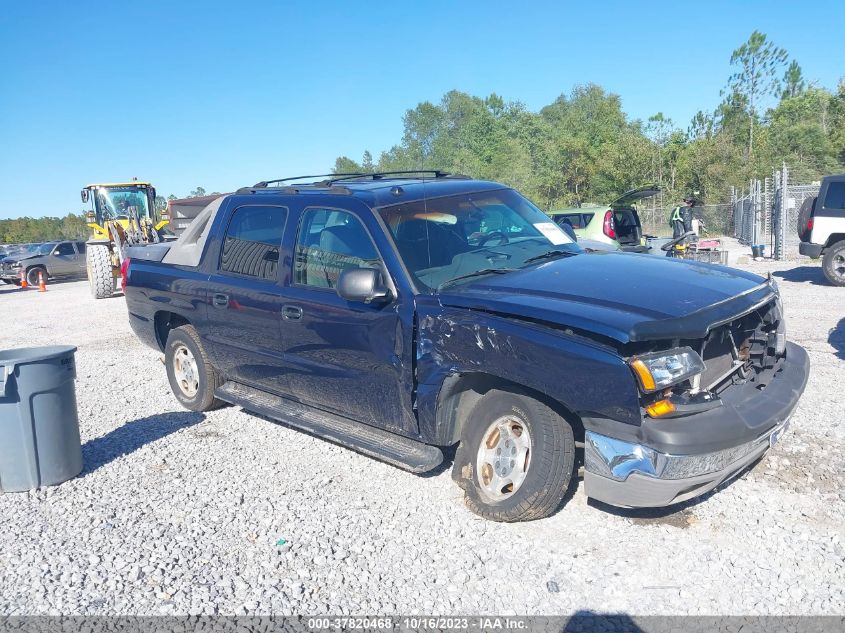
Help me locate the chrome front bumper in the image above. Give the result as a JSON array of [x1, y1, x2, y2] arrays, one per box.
[[583, 419, 789, 508]]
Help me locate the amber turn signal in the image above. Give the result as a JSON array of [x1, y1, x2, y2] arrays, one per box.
[[645, 399, 676, 418], [630, 359, 657, 391]]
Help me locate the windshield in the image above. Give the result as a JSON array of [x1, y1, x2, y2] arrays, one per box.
[[93, 186, 152, 223], [379, 188, 580, 291], [37, 243, 57, 255]]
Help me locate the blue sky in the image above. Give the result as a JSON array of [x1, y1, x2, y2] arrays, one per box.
[[1, 0, 843, 220]]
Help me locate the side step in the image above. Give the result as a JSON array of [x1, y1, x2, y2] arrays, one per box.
[[215, 381, 444, 473]]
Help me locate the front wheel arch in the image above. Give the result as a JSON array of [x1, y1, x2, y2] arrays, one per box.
[[437, 372, 584, 449]]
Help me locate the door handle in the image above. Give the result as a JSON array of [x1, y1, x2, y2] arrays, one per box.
[[212, 293, 229, 308], [282, 305, 303, 320]]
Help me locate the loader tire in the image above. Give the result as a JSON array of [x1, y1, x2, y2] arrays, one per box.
[[87, 244, 114, 299]]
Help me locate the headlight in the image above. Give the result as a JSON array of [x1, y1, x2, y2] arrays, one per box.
[[629, 347, 705, 392], [11, 262, 22, 269]]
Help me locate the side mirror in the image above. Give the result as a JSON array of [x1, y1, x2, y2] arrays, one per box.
[[559, 223, 577, 242], [81, 190, 89, 203], [150, 187, 157, 201], [337, 267, 391, 304]]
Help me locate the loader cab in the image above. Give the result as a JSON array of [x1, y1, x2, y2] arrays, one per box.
[[81, 183, 165, 237]]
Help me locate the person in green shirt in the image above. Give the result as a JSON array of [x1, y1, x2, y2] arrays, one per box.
[[669, 197, 696, 238]]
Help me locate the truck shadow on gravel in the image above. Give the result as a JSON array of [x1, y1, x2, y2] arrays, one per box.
[[772, 266, 829, 286], [81, 411, 206, 475], [830, 317, 845, 360], [564, 612, 646, 632]]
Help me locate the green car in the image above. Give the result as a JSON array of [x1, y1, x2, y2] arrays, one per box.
[[548, 186, 660, 252]]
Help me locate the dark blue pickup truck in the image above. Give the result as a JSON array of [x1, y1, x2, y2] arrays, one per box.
[[124, 172, 810, 521]]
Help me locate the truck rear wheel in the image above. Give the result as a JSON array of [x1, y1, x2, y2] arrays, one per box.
[[452, 389, 574, 522], [822, 240, 845, 287], [165, 324, 225, 412], [87, 244, 114, 299]]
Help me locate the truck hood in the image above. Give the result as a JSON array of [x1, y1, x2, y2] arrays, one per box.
[[437, 252, 776, 344], [1, 253, 37, 264]]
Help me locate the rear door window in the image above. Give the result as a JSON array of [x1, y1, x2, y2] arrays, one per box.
[[822, 182, 845, 211], [75, 242, 86, 254], [54, 242, 75, 256], [219, 205, 287, 281], [553, 213, 593, 230]]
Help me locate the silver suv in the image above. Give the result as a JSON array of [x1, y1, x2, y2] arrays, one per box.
[[0, 241, 87, 286]]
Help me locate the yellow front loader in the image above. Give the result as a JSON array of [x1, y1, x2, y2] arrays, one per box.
[[81, 182, 172, 299]]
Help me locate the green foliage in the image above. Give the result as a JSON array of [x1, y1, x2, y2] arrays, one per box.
[[725, 30, 789, 157], [0, 214, 89, 244], [332, 30, 844, 232], [782, 60, 806, 99]]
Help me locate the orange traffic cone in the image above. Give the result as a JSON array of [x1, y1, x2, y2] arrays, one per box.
[[38, 271, 47, 292], [20, 271, 28, 289]]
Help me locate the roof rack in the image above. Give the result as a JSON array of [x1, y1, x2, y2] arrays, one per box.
[[238, 170, 469, 195], [318, 170, 469, 185], [251, 173, 365, 188]]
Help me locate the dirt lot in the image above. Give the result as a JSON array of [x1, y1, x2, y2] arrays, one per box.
[[0, 254, 842, 615]]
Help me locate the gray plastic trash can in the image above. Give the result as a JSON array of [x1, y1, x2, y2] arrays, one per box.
[[0, 346, 82, 492]]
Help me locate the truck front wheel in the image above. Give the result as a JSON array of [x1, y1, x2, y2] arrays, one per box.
[[87, 244, 114, 299], [452, 389, 575, 522], [26, 266, 46, 287], [165, 324, 225, 412], [822, 240, 845, 287]]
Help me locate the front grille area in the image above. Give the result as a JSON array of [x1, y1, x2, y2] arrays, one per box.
[[699, 298, 784, 393]]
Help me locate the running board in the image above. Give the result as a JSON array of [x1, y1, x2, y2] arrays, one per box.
[[215, 381, 444, 473]]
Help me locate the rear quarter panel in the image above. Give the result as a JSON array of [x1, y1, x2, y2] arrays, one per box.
[[125, 261, 210, 350]]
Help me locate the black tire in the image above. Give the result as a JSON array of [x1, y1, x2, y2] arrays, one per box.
[[26, 266, 46, 286], [165, 324, 226, 412], [452, 389, 575, 522], [797, 196, 816, 242], [822, 240, 845, 287], [87, 244, 114, 299]]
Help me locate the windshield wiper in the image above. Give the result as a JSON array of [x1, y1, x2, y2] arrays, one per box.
[[437, 268, 518, 291], [522, 249, 580, 266]]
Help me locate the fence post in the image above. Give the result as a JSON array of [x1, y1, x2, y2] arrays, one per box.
[[779, 162, 789, 260]]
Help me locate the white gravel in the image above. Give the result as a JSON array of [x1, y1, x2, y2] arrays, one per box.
[[0, 253, 842, 616]]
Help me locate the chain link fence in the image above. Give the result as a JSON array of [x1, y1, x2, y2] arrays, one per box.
[[731, 163, 823, 260], [772, 164, 821, 259], [639, 203, 734, 238]]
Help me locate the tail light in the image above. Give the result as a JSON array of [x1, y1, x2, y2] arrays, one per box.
[[603, 210, 616, 239], [120, 257, 131, 292], [807, 218, 814, 231]]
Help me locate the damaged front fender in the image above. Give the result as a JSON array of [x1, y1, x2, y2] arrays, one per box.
[[413, 298, 642, 445]]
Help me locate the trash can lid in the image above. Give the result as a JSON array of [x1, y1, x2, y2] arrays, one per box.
[[0, 345, 78, 369]]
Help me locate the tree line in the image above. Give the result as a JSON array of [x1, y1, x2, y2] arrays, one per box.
[[0, 188, 219, 244], [0, 214, 90, 244], [334, 31, 845, 232]]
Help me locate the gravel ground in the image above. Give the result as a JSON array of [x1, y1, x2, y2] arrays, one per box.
[[0, 253, 843, 616]]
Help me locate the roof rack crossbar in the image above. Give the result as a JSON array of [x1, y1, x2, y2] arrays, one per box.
[[319, 170, 457, 185], [252, 173, 366, 188], [247, 169, 464, 191]]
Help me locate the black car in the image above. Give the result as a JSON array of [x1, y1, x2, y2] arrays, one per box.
[[123, 172, 809, 521]]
